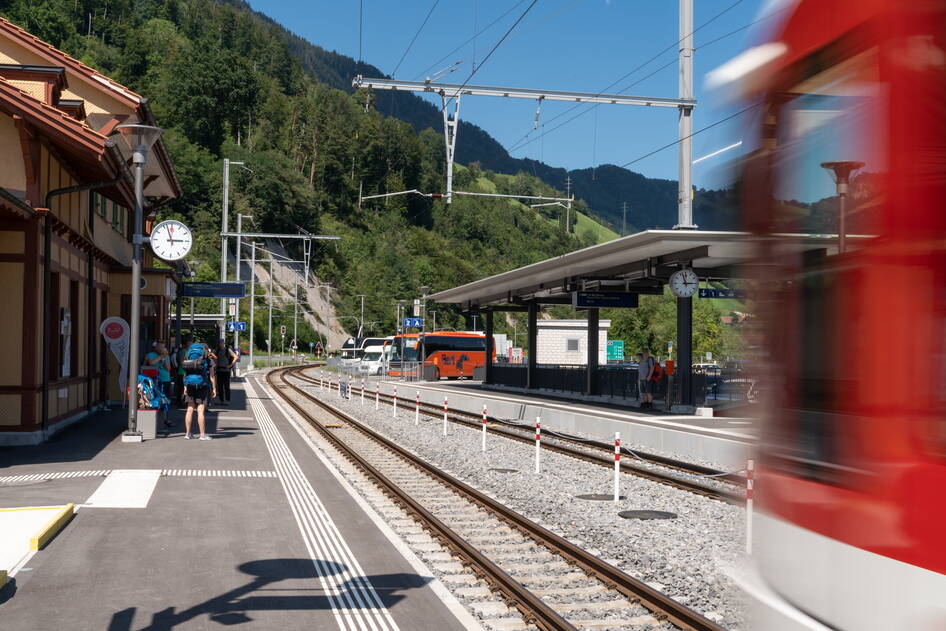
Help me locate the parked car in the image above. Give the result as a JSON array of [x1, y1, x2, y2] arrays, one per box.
[[358, 345, 389, 376]]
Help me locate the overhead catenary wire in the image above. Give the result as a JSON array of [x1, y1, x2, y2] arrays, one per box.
[[442, 0, 539, 108], [391, 0, 441, 78], [505, 0, 746, 155], [619, 103, 758, 169]]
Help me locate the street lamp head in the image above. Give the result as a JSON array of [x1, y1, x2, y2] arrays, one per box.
[[821, 161, 865, 193], [115, 124, 164, 163]]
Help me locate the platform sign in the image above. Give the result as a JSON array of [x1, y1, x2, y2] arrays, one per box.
[[699, 288, 747, 300], [402, 317, 424, 329], [226, 321, 247, 332], [572, 291, 638, 309], [182, 282, 246, 298], [606, 340, 624, 361]]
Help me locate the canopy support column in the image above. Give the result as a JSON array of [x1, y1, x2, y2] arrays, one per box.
[[484, 309, 494, 384], [676, 296, 693, 406], [585, 308, 599, 396], [526, 301, 538, 389]]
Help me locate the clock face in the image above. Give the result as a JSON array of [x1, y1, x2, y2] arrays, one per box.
[[150, 220, 193, 261], [669, 268, 699, 298]]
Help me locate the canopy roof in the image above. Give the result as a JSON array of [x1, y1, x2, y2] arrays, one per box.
[[429, 229, 855, 309]]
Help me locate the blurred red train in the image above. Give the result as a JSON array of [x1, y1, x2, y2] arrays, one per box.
[[718, 0, 946, 629]]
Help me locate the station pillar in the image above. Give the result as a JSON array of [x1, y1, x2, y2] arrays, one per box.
[[484, 309, 494, 384], [526, 301, 538, 389], [677, 296, 693, 405], [585, 308, 599, 396]]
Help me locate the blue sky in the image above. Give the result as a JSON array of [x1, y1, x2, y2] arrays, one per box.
[[247, 0, 775, 187]]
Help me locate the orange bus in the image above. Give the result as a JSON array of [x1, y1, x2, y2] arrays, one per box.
[[387, 331, 490, 380]]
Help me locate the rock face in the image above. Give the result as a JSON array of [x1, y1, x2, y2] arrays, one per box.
[[240, 240, 350, 350]]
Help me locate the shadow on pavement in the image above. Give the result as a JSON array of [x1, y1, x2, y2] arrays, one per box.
[[107, 558, 431, 630]]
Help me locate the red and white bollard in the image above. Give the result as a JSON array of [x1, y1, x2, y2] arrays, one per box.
[[375, 383, 380, 410], [360, 379, 365, 405], [319, 370, 323, 390], [442, 396, 448, 436], [347, 375, 352, 400], [481, 404, 488, 453], [415, 392, 420, 425], [534, 418, 542, 473], [393, 385, 398, 417], [613, 432, 621, 502], [746, 459, 754, 554]]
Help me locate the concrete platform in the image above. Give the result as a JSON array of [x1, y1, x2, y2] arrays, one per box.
[[0, 374, 478, 631], [327, 372, 754, 470]]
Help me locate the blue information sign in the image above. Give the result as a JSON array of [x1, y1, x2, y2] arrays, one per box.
[[572, 291, 639, 308], [699, 288, 747, 299], [226, 321, 247, 332], [402, 317, 424, 329], [182, 282, 246, 298]]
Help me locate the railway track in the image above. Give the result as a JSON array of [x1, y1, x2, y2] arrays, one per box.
[[268, 365, 726, 631], [297, 368, 743, 505]]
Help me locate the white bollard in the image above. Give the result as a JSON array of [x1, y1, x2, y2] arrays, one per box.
[[319, 370, 323, 390], [534, 418, 541, 474], [613, 432, 621, 502], [361, 379, 365, 405], [393, 385, 398, 417], [442, 396, 448, 436], [375, 384, 380, 410], [481, 404, 487, 453], [415, 392, 420, 425], [746, 459, 754, 555]]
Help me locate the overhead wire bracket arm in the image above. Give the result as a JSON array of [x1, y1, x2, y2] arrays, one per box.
[[352, 76, 696, 108]]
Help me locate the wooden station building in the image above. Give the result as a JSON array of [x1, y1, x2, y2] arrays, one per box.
[[0, 18, 181, 444]]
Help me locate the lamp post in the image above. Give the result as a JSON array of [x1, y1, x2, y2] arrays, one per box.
[[219, 159, 250, 336], [115, 123, 163, 439], [234, 213, 252, 353], [820, 161, 864, 255], [418, 285, 430, 333]]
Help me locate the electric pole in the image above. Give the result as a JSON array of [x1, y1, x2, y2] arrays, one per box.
[[622, 201, 628, 236], [565, 175, 572, 234]]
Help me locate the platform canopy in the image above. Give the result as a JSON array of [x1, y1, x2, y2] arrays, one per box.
[[429, 229, 851, 309]]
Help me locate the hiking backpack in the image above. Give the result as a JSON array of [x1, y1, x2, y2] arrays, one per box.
[[650, 359, 663, 382], [182, 343, 210, 389]]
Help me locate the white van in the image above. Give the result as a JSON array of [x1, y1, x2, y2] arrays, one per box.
[[358, 345, 389, 376]]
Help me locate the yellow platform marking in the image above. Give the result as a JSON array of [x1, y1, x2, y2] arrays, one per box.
[[29, 503, 75, 550]]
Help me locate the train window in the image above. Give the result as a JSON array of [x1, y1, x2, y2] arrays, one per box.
[[772, 48, 885, 238]]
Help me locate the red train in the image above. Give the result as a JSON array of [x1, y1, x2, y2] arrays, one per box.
[[717, 0, 946, 628]]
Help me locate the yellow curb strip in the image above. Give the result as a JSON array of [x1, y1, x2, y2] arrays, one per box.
[[0, 505, 72, 513], [29, 503, 75, 551], [0, 569, 7, 588]]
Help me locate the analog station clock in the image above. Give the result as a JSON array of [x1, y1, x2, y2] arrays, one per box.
[[149, 220, 193, 261], [668, 268, 699, 298]]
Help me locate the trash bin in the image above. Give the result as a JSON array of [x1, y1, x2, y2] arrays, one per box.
[[137, 409, 158, 440]]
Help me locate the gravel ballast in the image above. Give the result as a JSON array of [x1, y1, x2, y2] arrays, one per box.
[[307, 379, 749, 630]]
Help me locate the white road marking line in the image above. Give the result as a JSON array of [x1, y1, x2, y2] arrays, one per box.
[[84, 470, 162, 508], [246, 378, 399, 631]]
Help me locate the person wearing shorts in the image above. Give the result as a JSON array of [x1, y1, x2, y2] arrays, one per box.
[[183, 343, 217, 440], [637, 350, 655, 409]]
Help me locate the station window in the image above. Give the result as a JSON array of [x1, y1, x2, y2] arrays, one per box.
[[565, 338, 580, 352]]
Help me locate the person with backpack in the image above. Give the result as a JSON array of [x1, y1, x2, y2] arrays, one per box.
[[181, 340, 217, 440], [213, 338, 238, 406], [144, 340, 174, 428], [637, 349, 658, 410]]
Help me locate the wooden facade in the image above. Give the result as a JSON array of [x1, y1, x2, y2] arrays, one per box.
[[0, 18, 180, 444]]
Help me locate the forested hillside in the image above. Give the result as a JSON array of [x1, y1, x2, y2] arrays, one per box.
[[0, 0, 741, 358]]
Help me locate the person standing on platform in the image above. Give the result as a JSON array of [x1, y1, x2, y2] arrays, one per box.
[[144, 341, 174, 426], [182, 341, 216, 440], [638, 349, 656, 409], [214, 338, 238, 406]]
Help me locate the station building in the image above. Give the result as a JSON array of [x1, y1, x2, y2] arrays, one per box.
[[535, 319, 610, 365], [0, 18, 181, 444]]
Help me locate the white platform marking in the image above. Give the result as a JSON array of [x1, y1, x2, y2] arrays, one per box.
[[84, 470, 161, 508]]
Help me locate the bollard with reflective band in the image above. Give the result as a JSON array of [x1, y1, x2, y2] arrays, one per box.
[[348, 375, 352, 400], [746, 459, 754, 554], [535, 418, 541, 474], [319, 370, 323, 390], [442, 396, 448, 436], [415, 392, 420, 425], [481, 404, 488, 453], [393, 385, 398, 417], [375, 383, 379, 410], [361, 379, 365, 404], [613, 432, 621, 502]]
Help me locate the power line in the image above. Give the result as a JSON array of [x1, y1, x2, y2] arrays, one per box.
[[505, 0, 745, 154], [413, 0, 528, 81], [618, 103, 757, 169], [391, 0, 441, 78], [443, 0, 539, 108]]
